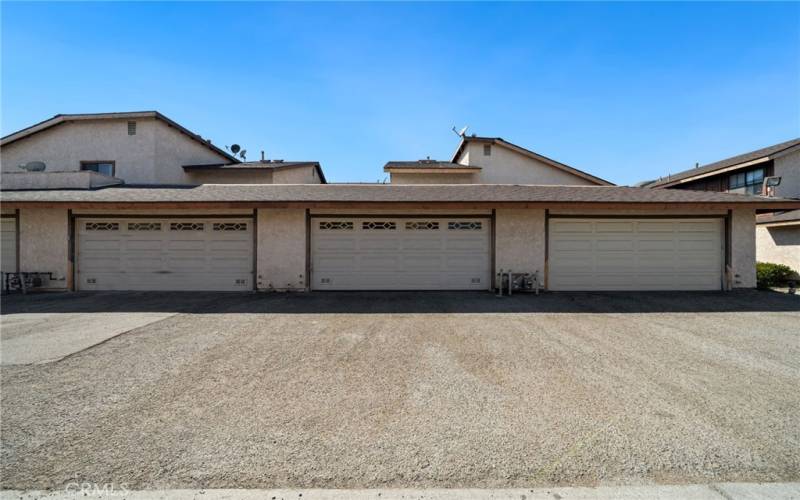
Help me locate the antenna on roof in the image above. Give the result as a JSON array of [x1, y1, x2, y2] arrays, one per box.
[[239, 149, 247, 161], [452, 125, 468, 138]]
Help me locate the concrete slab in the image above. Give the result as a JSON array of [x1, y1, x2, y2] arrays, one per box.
[[0, 312, 174, 364], [2, 483, 799, 499]]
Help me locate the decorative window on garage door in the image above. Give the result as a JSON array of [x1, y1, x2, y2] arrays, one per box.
[[213, 222, 248, 231], [362, 221, 396, 230], [170, 222, 204, 231], [448, 221, 482, 230], [85, 222, 119, 231], [319, 221, 354, 230], [128, 222, 161, 231], [405, 221, 439, 230]]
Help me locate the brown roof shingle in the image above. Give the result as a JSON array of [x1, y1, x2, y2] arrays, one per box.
[[647, 138, 800, 188], [2, 184, 798, 208]]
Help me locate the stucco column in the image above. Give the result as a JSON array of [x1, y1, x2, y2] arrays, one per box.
[[256, 208, 308, 291], [731, 207, 756, 288], [494, 208, 546, 286], [19, 208, 70, 290]]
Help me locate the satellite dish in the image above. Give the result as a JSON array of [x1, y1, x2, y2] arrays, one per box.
[[452, 126, 468, 138], [239, 150, 247, 160], [230, 144, 241, 154], [18, 161, 46, 172]]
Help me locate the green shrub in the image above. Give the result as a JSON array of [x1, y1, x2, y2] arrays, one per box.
[[756, 262, 796, 289]]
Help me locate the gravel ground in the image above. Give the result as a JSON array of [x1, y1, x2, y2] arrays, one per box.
[[1, 290, 799, 490]]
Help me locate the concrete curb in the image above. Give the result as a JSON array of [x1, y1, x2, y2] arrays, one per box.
[[2, 482, 799, 500]]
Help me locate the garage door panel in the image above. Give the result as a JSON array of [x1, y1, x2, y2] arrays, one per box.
[[402, 237, 443, 251], [359, 238, 402, 251], [678, 239, 718, 251], [596, 239, 635, 251], [553, 221, 593, 233], [595, 255, 636, 270], [679, 221, 720, 232], [78, 218, 253, 291], [639, 239, 677, 251], [552, 239, 592, 251], [549, 218, 722, 291], [402, 255, 444, 272], [358, 255, 400, 271], [637, 222, 675, 232], [312, 217, 490, 290], [596, 222, 634, 233]]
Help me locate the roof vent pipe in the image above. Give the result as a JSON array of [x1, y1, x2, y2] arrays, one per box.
[[261, 151, 265, 162]]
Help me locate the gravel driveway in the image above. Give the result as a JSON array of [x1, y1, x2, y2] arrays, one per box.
[[1, 290, 799, 489]]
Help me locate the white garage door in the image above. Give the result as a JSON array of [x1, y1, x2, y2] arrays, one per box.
[[549, 218, 723, 291], [1, 217, 18, 283], [77, 218, 253, 291], [312, 217, 491, 290]]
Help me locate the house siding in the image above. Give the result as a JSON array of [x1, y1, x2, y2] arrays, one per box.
[[8, 205, 760, 292], [256, 208, 307, 291], [389, 173, 476, 184], [756, 225, 800, 277], [19, 208, 69, 290], [463, 142, 598, 185], [774, 149, 800, 199]]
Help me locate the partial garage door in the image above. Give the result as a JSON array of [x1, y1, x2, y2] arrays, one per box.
[[312, 217, 490, 290], [77, 218, 253, 291], [548, 218, 723, 291], [1, 217, 18, 284]]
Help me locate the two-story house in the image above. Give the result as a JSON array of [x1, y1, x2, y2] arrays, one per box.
[[0, 111, 325, 188], [2, 111, 796, 293], [644, 139, 800, 276], [385, 136, 612, 186]]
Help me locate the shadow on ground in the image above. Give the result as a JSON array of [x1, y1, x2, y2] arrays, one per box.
[[1, 289, 798, 315]]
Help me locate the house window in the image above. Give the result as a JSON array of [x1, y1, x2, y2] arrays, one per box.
[[128, 121, 137, 135], [728, 167, 764, 195], [483, 144, 492, 156], [80, 162, 115, 176]]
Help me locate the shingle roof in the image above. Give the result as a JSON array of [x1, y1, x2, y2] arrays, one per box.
[[756, 209, 800, 225], [450, 136, 614, 186], [183, 161, 319, 170], [0, 111, 240, 164], [182, 160, 326, 183], [647, 138, 800, 188], [2, 184, 798, 208], [384, 160, 480, 171]]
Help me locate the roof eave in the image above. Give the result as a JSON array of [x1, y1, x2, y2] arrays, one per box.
[[449, 136, 614, 186], [1, 111, 240, 164]]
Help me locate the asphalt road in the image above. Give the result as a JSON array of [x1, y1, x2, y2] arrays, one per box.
[[1, 290, 799, 489]]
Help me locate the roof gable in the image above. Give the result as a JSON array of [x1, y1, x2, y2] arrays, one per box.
[[451, 136, 614, 186], [648, 138, 800, 189], [1, 111, 239, 164]]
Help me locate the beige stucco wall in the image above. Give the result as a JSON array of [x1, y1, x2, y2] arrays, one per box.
[[774, 149, 800, 199], [1, 118, 158, 183], [273, 165, 320, 184], [459, 142, 598, 185], [152, 120, 232, 184], [256, 208, 307, 291], [495, 209, 545, 284], [1, 118, 232, 185], [756, 224, 800, 276], [19, 208, 69, 290], [186, 169, 275, 184], [389, 172, 476, 184], [8, 204, 760, 292], [731, 208, 756, 288]]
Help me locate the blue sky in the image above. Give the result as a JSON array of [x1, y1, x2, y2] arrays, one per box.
[[2, 2, 799, 185]]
